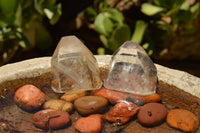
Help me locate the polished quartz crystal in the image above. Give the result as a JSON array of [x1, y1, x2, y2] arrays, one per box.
[[104, 41, 157, 95], [51, 36, 102, 93]]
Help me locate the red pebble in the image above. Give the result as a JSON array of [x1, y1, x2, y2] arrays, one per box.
[[92, 87, 127, 104], [106, 101, 139, 124], [32, 109, 70, 130]]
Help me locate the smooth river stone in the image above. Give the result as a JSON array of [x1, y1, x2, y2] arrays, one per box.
[[51, 36, 102, 93], [104, 41, 157, 95], [74, 96, 108, 116]]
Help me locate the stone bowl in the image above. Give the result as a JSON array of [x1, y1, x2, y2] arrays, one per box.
[[0, 55, 200, 132]]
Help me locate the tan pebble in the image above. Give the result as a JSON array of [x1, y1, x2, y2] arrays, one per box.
[[43, 99, 73, 112], [60, 90, 88, 102], [166, 109, 199, 132], [74, 96, 108, 116]]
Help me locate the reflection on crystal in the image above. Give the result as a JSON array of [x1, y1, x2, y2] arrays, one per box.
[[104, 41, 157, 95], [51, 36, 102, 93]]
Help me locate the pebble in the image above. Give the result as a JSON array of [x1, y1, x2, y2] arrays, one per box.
[[60, 90, 88, 102], [92, 87, 127, 104], [106, 101, 139, 124], [74, 114, 105, 133], [14, 84, 46, 111], [137, 103, 167, 126], [43, 99, 73, 112], [32, 109, 70, 130], [74, 96, 108, 116], [128, 93, 161, 105], [166, 109, 199, 132]]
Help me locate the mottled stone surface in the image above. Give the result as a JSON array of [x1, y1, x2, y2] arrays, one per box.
[[0, 55, 200, 98]]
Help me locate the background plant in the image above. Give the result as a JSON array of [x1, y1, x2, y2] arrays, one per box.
[[86, 0, 200, 55], [0, 0, 61, 65]]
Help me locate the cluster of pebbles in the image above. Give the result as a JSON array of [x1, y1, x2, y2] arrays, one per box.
[[14, 84, 199, 132]]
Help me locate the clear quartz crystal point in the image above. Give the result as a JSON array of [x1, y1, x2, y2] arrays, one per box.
[[51, 36, 102, 93], [104, 41, 157, 95]]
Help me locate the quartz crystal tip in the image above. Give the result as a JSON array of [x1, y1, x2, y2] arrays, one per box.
[[104, 41, 157, 95], [51, 36, 102, 93]]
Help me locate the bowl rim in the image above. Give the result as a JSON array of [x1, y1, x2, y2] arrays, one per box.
[[0, 55, 200, 98]]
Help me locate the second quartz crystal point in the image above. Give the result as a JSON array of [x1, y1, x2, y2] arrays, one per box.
[[51, 36, 102, 93], [104, 41, 157, 95]]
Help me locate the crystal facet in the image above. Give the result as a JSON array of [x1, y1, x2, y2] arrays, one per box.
[[51, 36, 102, 93], [104, 41, 157, 95]]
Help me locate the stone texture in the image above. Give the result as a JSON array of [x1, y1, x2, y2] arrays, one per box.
[[166, 109, 199, 132], [106, 101, 139, 124], [0, 55, 200, 98], [104, 41, 157, 95], [51, 36, 102, 93]]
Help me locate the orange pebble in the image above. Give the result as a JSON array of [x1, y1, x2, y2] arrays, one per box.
[[14, 84, 46, 111], [92, 87, 127, 104], [128, 93, 161, 105], [167, 109, 199, 132], [74, 114, 105, 133]]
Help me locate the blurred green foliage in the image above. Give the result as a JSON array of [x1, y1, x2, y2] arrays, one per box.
[[0, 0, 61, 65], [86, 0, 200, 55]]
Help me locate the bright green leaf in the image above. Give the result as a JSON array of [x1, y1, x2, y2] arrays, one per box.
[[108, 9, 124, 24], [109, 24, 131, 52], [180, 1, 189, 10], [100, 35, 108, 48], [97, 47, 105, 55], [50, 3, 62, 25], [190, 3, 200, 19], [44, 8, 54, 19], [141, 3, 164, 16], [142, 43, 149, 50], [94, 13, 114, 36], [14, 3, 22, 27], [131, 20, 148, 44]]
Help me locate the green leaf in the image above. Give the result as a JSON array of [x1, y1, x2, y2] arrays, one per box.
[[190, 3, 200, 19], [49, 3, 62, 25], [94, 13, 114, 36], [86, 7, 97, 16], [97, 47, 105, 55], [14, 3, 22, 27], [131, 20, 148, 44], [180, 1, 189, 10], [100, 35, 108, 48], [108, 9, 124, 24], [141, 3, 164, 16], [142, 43, 149, 50], [0, 0, 18, 13], [34, 0, 45, 15], [153, 0, 184, 9], [109, 24, 131, 52]]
